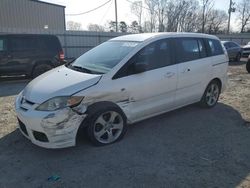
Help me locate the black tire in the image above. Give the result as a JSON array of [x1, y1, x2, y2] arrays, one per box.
[[86, 106, 127, 146], [199, 80, 221, 108], [32, 64, 53, 78], [246, 60, 250, 73], [235, 52, 241, 62]]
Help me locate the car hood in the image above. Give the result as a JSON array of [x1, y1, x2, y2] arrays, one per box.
[[243, 44, 250, 49], [22, 66, 102, 104]]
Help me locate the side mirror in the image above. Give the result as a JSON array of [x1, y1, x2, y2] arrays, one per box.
[[134, 62, 148, 73]]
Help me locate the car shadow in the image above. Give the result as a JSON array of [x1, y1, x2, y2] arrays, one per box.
[[0, 77, 30, 97], [229, 61, 246, 66], [0, 103, 250, 188]]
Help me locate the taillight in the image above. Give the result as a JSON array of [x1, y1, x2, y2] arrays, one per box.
[[59, 50, 64, 61]]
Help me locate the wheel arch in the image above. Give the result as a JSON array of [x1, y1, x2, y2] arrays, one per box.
[[76, 101, 128, 145], [77, 101, 127, 130], [210, 78, 222, 91]]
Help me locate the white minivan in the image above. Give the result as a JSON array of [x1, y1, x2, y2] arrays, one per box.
[[15, 33, 228, 148]]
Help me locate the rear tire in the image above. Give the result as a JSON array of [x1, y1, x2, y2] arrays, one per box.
[[200, 80, 221, 108], [247, 60, 250, 73], [32, 64, 53, 78]]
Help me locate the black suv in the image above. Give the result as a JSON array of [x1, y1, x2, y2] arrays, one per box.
[[0, 34, 64, 78]]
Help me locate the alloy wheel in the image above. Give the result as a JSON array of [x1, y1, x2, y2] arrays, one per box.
[[93, 111, 124, 144]]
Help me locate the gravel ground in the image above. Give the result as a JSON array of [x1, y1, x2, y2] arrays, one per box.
[[0, 62, 250, 188]]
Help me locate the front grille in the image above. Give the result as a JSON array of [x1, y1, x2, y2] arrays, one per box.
[[243, 48, 250, 51], [25, 99, 35, 105], [33, 131, 49, 142], [20, 107, 28, 111], [18, 118, 28, 136], [20, 96, 35, 111]]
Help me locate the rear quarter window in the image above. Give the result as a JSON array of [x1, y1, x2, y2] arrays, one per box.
[[36, 36, 62, 52], [207, 39, 224, 56], [44, 36, 62, 52]]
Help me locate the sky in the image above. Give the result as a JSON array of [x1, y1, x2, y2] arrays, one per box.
[[41, 0, 241, 31]]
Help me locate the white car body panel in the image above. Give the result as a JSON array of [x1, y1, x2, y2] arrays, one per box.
[[23, 66, 101, 103], [15, 32, 228, 149]]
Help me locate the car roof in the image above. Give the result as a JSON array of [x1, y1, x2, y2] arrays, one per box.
[[110, 32, 219, 42]]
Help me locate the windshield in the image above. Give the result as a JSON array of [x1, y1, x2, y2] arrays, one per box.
[[69, 41, 140, 74]]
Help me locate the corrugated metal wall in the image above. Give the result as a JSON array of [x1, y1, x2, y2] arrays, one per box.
[[58, 31, 125, 58], [0, 0, 65, 31], [0, 27, 125, 58], [1, 27, 250, 58]]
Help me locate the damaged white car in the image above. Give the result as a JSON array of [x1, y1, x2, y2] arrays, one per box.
[[15, 33, 228, 148]]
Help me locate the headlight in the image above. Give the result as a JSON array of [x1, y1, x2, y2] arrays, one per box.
[[36, 96, 83, 111]]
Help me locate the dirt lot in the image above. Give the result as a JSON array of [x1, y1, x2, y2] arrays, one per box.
[[0, 62, 250, 188]]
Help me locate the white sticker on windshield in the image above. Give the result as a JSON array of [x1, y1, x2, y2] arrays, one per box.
[[122, 42, 138, 47]]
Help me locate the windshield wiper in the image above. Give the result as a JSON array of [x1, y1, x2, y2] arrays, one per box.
[[70, 65, 93, 73]]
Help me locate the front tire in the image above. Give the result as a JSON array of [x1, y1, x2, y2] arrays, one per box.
[[87, 107, 127, 146], [200, 80, 221, 108]]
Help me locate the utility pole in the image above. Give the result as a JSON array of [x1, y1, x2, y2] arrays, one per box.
[[228, 0, 236, 34], [115, 0, 118, 32]]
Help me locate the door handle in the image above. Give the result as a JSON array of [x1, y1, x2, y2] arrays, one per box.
[[164, 72, 175, 78], [182, 68, 191, 73]]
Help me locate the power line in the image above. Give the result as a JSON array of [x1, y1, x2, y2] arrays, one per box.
[[66, 0, 112, 16], [125, 0, 154, 13], [99, 0, 113, 25]]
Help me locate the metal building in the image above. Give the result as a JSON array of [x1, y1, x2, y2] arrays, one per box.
[[0, 0, 65, 31]]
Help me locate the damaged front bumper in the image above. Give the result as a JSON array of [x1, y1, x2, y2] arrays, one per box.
[[15, 95, 87, 149]]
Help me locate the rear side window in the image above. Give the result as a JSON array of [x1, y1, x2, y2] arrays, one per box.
[[207, 39, 224, 56], [10, 37, 36, 51], [198, 39, 207, 58], [176, 38, 200, 62]]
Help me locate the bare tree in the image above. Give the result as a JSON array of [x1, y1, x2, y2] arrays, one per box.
[[87, 24, 105, 32], [237, 0, 250, 33], [206, 9, 228, 34], [177, 0, 200, 32], [144, 0, 157, 32], [142, 21, 152, 32], [200, 0, 214, 33], [165, 0, 192, 32], [130, 1, 143, 30], [66, 21, 82, 30], [154, 0, 168, 32]]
